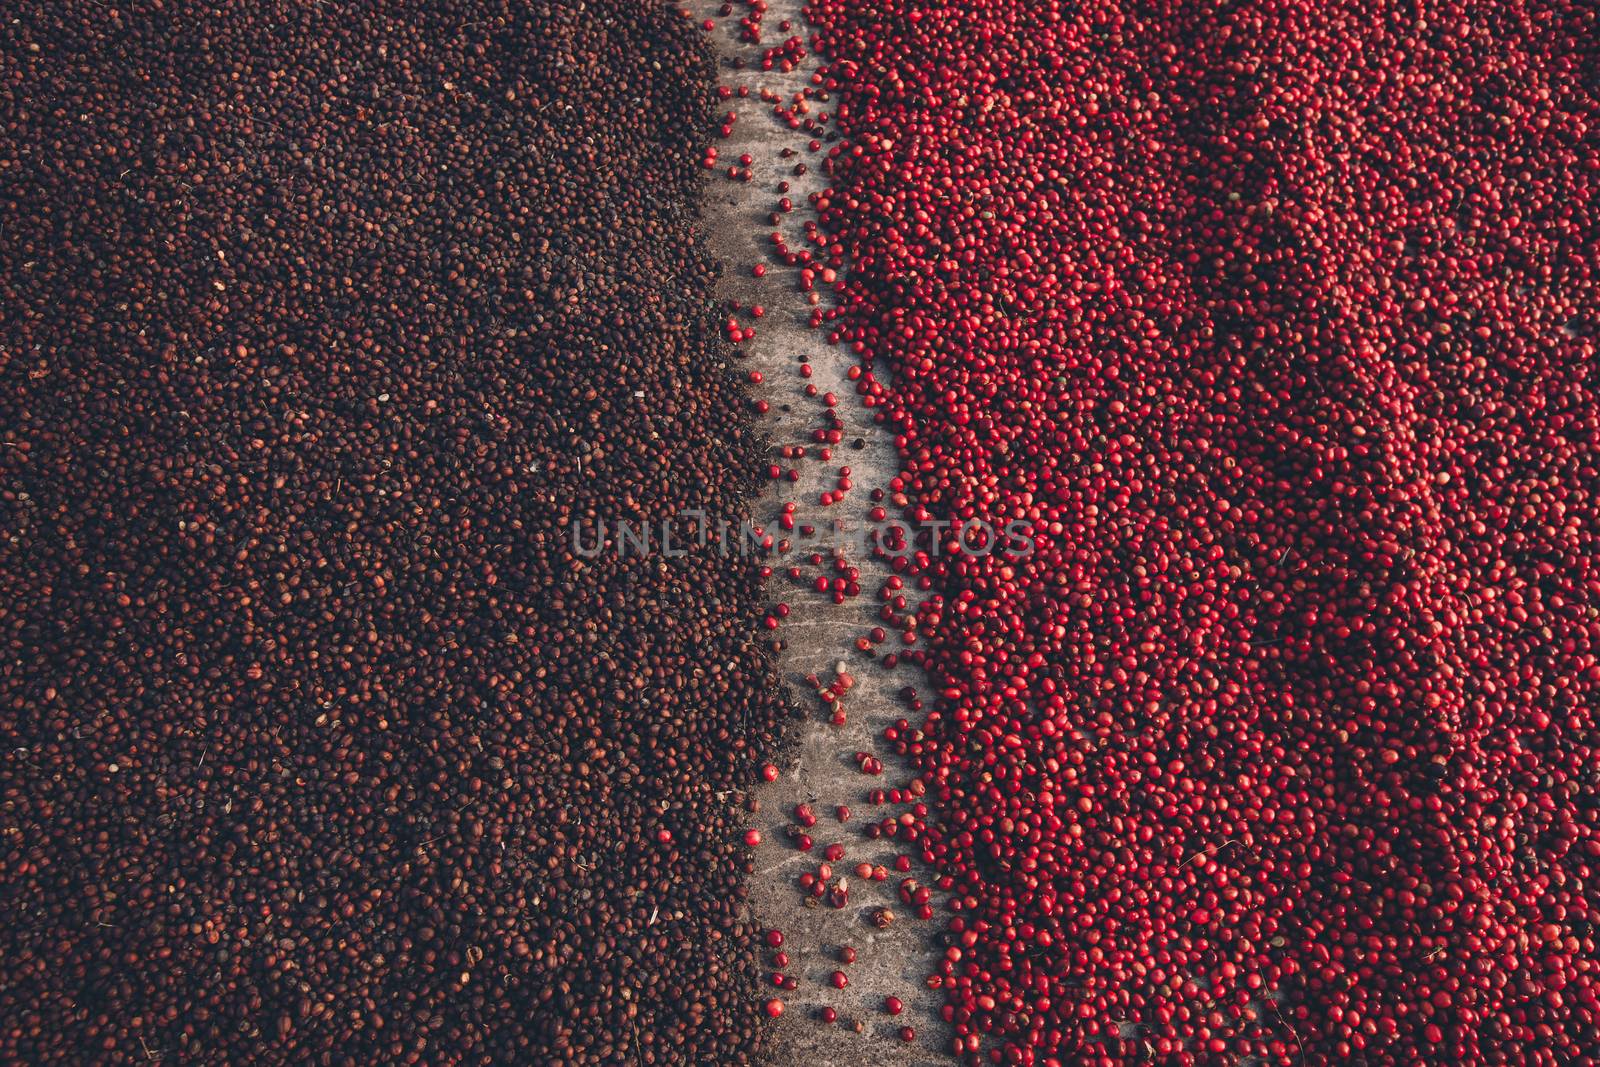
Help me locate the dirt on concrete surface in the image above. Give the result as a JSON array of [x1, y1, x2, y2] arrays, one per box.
[[692, 2, 959, 1064]]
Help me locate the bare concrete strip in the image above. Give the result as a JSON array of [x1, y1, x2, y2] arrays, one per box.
[[690, 3, 959, 1064]]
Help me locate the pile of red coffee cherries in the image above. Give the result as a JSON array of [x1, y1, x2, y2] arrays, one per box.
[[806, 0, 1600, 1062]]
